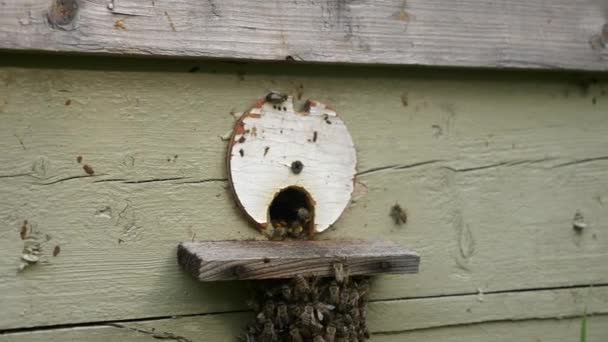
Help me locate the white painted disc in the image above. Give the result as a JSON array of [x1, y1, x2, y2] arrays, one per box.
[[227, 95, 357, 234]]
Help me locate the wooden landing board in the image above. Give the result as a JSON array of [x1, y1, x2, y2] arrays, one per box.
[[178, 240, 419, 281], [0, 0, 607, 71]]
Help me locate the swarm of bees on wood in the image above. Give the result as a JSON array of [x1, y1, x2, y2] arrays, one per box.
[[241, 263, 371, 342]]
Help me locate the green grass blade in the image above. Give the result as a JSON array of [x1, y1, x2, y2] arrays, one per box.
[[580, 312, 587, 342]]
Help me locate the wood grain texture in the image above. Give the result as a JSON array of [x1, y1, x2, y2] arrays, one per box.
[[0, 0, 607, 70], [177, 240, 419, 280], [0, 57, 607, 330], [1, 287, 607, 341]]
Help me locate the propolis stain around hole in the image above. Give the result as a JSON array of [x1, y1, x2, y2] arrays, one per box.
[[267, 186, 315, 240]]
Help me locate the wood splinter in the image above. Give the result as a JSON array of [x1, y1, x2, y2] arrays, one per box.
[[177, 240, 420, 282]]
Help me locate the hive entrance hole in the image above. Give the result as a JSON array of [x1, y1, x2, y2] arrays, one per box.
[[268, 186, 314, 236]]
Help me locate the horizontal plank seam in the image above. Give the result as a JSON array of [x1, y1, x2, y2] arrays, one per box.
[[0, 309, 250, 336], [354, 155, 606, 177], [372, 313, 608, 336], [369, 282, 608, 303], [106, 323, 194, 342], [1, 282, 606, 335], [3, 155, 605, 184]]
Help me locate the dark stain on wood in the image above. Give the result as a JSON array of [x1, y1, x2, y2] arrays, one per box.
[[53, 245, 61, 257], [312, 131, 318, 142], [65, 99, 71, 106], [164, 11, 176, 32], [239, 149, 244, 157], [238, 136, 246, 143], [83, 164, 94, 175], [114, 20, 127, 31], [76, 155, 82, 163], [264, 146, 270, 156]]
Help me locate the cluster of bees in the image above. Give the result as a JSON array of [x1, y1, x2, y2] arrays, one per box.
[[269, 207, 311, 241], [241, 264, 371, 342]]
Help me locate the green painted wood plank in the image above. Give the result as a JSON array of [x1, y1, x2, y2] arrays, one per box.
[[0, 61, 607, 329], [1, 287, 607, 341]]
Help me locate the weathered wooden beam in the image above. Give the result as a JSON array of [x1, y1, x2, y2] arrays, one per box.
[[177, 240, 419, 281], [0, 0, 607, 71]]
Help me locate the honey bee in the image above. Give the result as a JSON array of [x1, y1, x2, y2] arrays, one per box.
[[359, 303, 368, 320], [293, 275, 310, 300], [300, 304, 315, 326], [289, 304, 302, 321], [276, 302, 290, 329], [263, 300, 276, 321], [280, 284, 292, 301], [349, 290, 360, 308], [296, 207, 311, 225], [313, 335, 327, 342], [287, 222, 304, 239], [390, 203, 407, 225], [328, 281, 340, 305], [260, 320, 277, 342], [325, 325, 337, 342], [357, 279, 370, 301], [333, 263, 349, 285], [338, 290, 351, 312], [289, 326, 304, 342], [349, 306, 360, 321], [271, 222, 287, 241], [314, 302, 335, 322]]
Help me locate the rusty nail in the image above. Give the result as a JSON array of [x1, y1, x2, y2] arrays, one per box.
[[291, 160, 303, 174]]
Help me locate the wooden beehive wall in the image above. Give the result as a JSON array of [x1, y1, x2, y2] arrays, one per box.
[[0, 54, 607, 341]]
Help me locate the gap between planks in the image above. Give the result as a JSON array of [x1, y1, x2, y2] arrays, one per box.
[[0, 282, 606, 336]]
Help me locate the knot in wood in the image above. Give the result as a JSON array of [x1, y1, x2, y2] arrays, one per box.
[[47, 0, 79, 28]]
